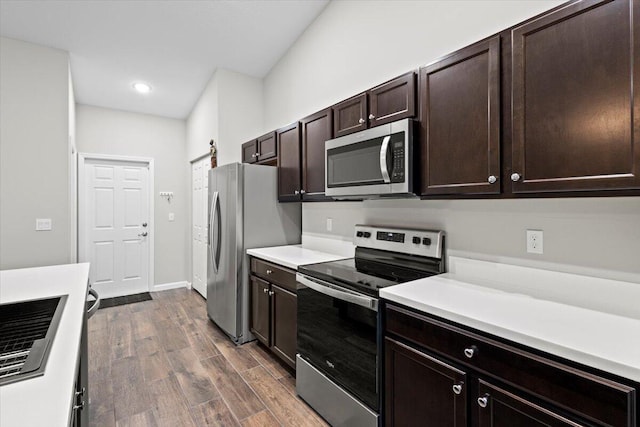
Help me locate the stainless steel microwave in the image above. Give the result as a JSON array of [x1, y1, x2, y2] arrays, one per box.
[[325, 118, 415, 199]]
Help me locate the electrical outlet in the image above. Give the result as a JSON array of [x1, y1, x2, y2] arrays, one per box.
[[326, 217, 333, 232], [35, 218, 52, 231], [526, 229, 543, 254]]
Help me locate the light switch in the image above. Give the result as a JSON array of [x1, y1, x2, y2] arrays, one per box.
[[36, 218, 52, 231], [168, 213, 175, 221]]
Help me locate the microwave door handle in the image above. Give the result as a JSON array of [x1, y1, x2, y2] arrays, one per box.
[[380, 135, 391, 183], [296, 274, 378, 311]]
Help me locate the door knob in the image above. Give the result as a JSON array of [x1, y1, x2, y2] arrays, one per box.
[[142, 222, 148, 227], [138, 232, 148, 237], [358, 118, 365, 124], [452, 383, 463, 395], [368, 114, 375, 120], [477, 395, 489, 408], [511, 172, 521, 182], [263, 288, 269, 294], [487, 175, 497, 184], [464, 346, 477, 359]]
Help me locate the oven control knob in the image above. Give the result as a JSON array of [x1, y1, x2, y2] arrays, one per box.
[[363, 232, 371, 238], [356, 231, 364, 237], [412, 236, 421, 244], [422, 238, 432, 246]]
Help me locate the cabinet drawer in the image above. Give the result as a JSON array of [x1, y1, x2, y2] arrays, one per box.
[[385, 305, 635, 427], [250, 258, 297, 292]]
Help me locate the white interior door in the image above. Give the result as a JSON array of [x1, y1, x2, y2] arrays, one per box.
[[191, 157, 210, 298], [80, 158, 151, 298]]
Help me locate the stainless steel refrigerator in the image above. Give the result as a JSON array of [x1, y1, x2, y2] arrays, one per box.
[[206, 162, 301, 345]]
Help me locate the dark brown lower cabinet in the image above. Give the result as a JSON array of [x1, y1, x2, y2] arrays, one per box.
[[249, 257, 297, 369], [385, 337, 467, 427], [384, 303, 637, 427], [271, 285, 297, 367], [250, 276, 270, 345], [476, 380, 580, 427]]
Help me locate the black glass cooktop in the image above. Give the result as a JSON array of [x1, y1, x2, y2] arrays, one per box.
[[298, 247, 443, 298]]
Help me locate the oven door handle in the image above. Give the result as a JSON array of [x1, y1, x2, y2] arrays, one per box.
[[296, 273, 378, 312]]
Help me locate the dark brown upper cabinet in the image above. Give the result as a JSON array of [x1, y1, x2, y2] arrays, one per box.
[[420, 36, 501, 196], [242, 132, 277, 164], [333, 72, 416, 138], [369, 72, 416, 127], [257, 131, 277, 162], [332, 93, 368, 138], [277, 122, 302, 202], [301, 108, 333, 201], [510, 0, 640, 193], [241, 139, 257, 164]]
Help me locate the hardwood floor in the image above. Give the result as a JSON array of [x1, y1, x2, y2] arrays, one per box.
[[88, 288, 328, 427]]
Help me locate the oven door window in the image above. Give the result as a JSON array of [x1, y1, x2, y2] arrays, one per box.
[[326, 137, 387, 188], [297, 285, 378, 411]]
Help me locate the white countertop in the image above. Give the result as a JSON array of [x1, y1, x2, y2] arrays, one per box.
[[1, 263, 90, 427], [380, 256, 640, 382], [247, 244, 351, 269]]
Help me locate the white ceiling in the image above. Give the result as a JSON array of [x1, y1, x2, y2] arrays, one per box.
[[0, 0, 329, 119]]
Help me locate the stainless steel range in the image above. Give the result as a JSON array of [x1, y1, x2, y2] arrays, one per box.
[[296, 225, 445, 427]]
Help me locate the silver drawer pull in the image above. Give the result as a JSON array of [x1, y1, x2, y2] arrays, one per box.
[[269, 291, 274, 296], [488, 175, 497, 184], [266, 269, 273, 274], [358, 118, 365, 124], [452, 383, 463, 395], [511, 172, 521, 182], [477, 395, 489, 408], [263, 288, 269, 294], [464, 346, 476, 359]]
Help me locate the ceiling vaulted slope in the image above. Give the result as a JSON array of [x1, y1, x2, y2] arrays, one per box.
[[0, 0, 329, 119]]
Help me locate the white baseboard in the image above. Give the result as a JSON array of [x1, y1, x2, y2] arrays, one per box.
[[152, 280, 189, 292]]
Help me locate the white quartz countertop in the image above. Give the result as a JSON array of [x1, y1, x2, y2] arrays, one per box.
[[380, 256, 640, 383], [1, 263, 90, 427], [247, 244, 350, 269]]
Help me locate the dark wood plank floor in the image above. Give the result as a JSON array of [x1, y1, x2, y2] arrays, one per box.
[[88, 288, 328, 427]]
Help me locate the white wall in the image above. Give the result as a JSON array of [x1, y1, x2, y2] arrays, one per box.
[[263, 0, 566, 129], [0, 37, 72, 269], [76, 105, 188, 285], [262, 1, 640, 277], [186, 68, 263, 164]]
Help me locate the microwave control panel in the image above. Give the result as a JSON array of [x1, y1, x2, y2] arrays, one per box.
[[390, 138, 405, 183]]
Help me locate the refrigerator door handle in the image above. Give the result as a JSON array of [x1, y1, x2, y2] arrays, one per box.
[[214, 194, 222, 272], [209, 191, 219, 273]]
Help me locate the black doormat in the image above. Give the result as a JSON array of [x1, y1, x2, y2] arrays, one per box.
[[91, 292, 153, 310]]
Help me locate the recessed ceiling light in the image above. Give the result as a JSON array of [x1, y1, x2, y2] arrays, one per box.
[[133, 82, 151, 94]]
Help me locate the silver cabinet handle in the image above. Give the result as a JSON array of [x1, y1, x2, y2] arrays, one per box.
[[358, 118, 365, 124], [511, 172, 521, 182], [266, 269, 273, 274], [263, 288, 269, 294], [488, 175, 497, 184], [251, 153, 255, 158], [369, 114, 375, 120], [300, 189, 306, 194], [73, 400, 86, 411], [294, 190, 299, 195], [464, 346, 476, 359], [452, 383, 463, 395], [478, 395, 489, 408], [268, 291, 274, 296], [138, 232, 148, 237]]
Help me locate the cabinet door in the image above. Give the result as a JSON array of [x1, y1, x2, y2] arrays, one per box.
[[242, 140, 258, 164], [301, 108, 332, 200], [385, 337, 467, 427], [250, 276, 270, 346], [271, 284, 296, 369], [476, 380, 582, 427], [332, 93, 368, 137], [421, 37, 501, 195], [369, 72, 416, 127], [277, 122, 302, 202], [257, 131, 277, 162], [511, 0, 640, 193]]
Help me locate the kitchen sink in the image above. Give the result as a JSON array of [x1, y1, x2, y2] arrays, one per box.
[[0, 295, 67, 386]]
